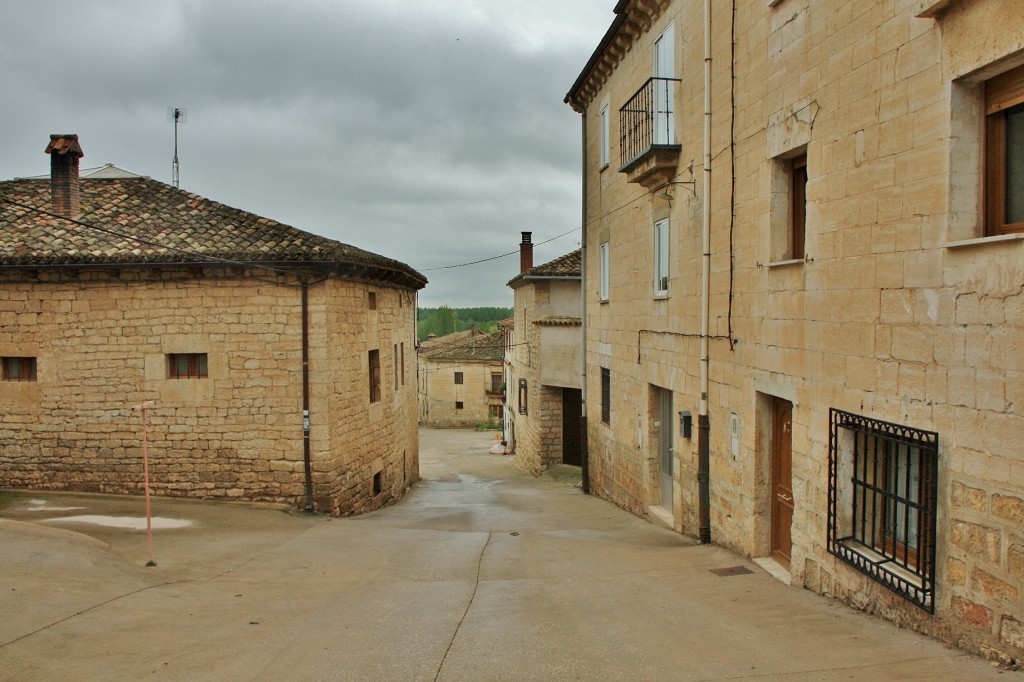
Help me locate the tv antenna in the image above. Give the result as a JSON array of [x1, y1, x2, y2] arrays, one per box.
[[168, 107, 187, 188]]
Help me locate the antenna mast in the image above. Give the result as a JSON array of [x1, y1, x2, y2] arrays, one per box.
[[169, 107, 187, 188]]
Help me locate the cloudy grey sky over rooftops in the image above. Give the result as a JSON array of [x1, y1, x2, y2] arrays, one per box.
[[0, 0, 613, 307]]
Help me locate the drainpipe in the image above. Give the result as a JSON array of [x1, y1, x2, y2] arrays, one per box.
[[579, 109, 590, 495], [302, 280, 314, 512], [698, 0, 712, 545]]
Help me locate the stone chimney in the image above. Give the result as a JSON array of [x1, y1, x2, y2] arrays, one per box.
[[519, 231, 533, 274], [45, 134, 84, 219]]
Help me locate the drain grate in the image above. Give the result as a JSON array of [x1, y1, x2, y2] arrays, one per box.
[[710, 565, 754, 577]]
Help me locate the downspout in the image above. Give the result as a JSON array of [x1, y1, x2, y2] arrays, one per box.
[[698, 0, 712, 544], [302, 280, 314, 512], [579, 108, 590, 495]]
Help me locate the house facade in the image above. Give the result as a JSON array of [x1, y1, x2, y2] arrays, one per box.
[[504, 234, 583, 475], [0, 134, 426, 516], [567, 0, 1024, 661], [418, 328, 505, 428]]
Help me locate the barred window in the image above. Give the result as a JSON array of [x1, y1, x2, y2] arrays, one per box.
[[454, 371, 464, 385], [2, 356, 37, 381], [828, 409, 938, 612], [167, 353, 207, 379]]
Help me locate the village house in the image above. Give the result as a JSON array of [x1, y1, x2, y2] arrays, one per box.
[[504, 233, 583, 474], [566, 0, 1024, 662], [417, 327, 505, 429], [0, 134, 426, 515]]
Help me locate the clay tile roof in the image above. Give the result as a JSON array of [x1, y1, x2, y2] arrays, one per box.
[[0, 175, 426, 290], [420, 329, 505, 362], [45, 135, 84, 158], [507, 248, 581, 287], [534, 315, 581, 327]]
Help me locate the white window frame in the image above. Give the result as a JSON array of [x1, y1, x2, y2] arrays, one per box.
[[599, 105, 610, 168], [599, 242, 610, 301], [653, 23, 676, 146], [654, 219, 670, 296]]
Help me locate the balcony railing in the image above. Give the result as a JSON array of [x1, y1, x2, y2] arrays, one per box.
[[619, 77, 682, 188]]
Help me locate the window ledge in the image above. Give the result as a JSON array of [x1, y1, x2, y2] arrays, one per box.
[[653, 292, 670, 300], [944, 233, 1024, 249], [764, 258, 806, 268]]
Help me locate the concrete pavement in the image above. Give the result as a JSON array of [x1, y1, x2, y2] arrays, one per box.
[[0, 429, 1010, 680]]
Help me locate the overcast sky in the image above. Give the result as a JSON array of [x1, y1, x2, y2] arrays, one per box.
[[0, 1, 613, 307]]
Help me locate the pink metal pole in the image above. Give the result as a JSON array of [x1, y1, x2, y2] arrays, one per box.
[[136, 401, 157, 567]]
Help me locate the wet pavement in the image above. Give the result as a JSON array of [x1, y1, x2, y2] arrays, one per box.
[[0, 429, 1009, 680]]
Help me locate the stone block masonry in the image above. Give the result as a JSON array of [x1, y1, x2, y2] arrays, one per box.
[[0, 267, 419, 515]]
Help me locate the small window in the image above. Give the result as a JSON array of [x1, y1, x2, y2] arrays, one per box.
[[368, 349, 381, 403], [400, 342, 405, 386], [790, 155, 807, 259], [600, 368, 611, 424], [2, 356, 37, 382], [654, 219, 669, 295], [599, 242, 610, 302], [985, 64, 1024, 235], [518, 378, 528, 415], [490, 372, 503, 393], [373, 471, 382, 496], [454, 371, 464, 385], [599, 105, 610, 168], [167, 353, 207, 379], [393, 343, 399, 390], [368, 291, 377, 310], [828, 409, 938, 612], [455, 401, 464, 410]]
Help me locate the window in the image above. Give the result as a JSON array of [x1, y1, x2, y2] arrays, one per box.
[[654, 219, 669, 295], [167, 353, 207, 379], [455, 401, 464, 410], [454, 371, 464, 385], [599, 242, 610, 302], [368, 349, 381, 403], [373, 471, 382, 496], [599, 105, 610, 167], [490, 372, 503, 393], [828, 409, 938, 612], [790, 154, 807, 259], [368, 291, 377, 310], [400, 342, 405, 386], [653, 24, 676, 145], [2, 356, 37, 381], [600, 368, 611, 424], [518, 378, 528, 415], [393, 344, 399, 390], [985, 64, 1024, 235], [489, 404, 503, 420]]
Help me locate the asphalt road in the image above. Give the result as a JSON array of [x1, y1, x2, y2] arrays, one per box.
[[0, 429, 1009, 681]]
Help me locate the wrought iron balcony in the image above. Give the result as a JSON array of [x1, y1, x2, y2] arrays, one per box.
[[619, 77, 682, 189]]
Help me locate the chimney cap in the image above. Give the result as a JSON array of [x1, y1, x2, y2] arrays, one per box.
[[520, 231, 532, 244], [45, 134, 84, 158]]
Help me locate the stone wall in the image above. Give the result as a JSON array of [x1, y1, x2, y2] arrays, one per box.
[[577, 0, 1024, 661], [0, 267, 419, 515], [418, 357, 503, 429]]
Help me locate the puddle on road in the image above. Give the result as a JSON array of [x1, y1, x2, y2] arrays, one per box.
[[25, 499, 87, 512], [42, 515, 193, 530]]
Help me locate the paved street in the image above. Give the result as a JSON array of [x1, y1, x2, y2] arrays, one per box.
[[0, 429, 1009, 681]]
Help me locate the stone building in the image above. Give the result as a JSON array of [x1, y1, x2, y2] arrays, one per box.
[[504, 234, 583, 475], [566, 0, 1024, 661], [417, 327, 505, 428], [0, 134, 426, 515]]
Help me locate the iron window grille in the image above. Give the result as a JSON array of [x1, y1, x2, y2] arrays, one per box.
[[167, 353, 207, 379], [828, 408, 938, 612], [619, 77, 681, 169], [2, 356, 37, 381]]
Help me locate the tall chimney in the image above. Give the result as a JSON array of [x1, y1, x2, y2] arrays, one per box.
[[45, 134, 84, 219], [519, 231, 534, 274]]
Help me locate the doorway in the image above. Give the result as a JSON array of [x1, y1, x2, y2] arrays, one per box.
[[770, 397, 794, 568], [562, 388, 582, 466], [656, 387, 673, 510]]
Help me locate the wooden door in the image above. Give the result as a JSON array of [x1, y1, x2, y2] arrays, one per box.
[[562, 389, 582, 466], [770, 398, 794, 568]]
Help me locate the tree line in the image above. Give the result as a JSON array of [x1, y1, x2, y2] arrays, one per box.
[[417, 306, 513, 341]]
